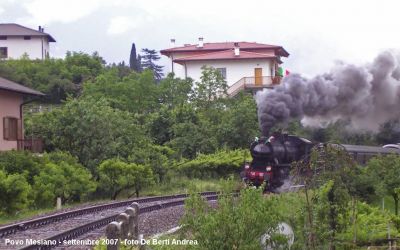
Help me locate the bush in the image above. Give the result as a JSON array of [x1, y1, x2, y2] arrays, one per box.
[[0, 170, 32, 215], [181, 185, 287, 250], [0, 150, 44, 184], [177, 149, 250, 178], [98, 159, 154, 199], [336, 202, 400, 246], [0, 150, 96, 212]]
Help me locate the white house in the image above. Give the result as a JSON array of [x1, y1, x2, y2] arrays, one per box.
[[160, 38, 289, 97], [0, 23, 56, 60]]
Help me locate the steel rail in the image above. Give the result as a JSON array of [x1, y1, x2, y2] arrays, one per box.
[[19, 195, 220, 250], [0, 191, 217, 238]]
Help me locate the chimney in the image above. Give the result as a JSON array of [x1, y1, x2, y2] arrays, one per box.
[[197, 37, 204, 48], [234, 42, 240, 56], [170, 38, 176, 47], [38, 26, 42, 32]]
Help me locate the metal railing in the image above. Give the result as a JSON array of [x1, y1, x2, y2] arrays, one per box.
[[17, 138, 43, 153], [227, 76, 282, 97]]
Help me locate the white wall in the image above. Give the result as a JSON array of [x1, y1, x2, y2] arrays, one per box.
[[181, 59, 274, 86], [0, 37, 50, 60]]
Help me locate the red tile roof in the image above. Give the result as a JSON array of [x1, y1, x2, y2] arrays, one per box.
[[173, 49, 278, 64], [161, 41, 289, 57], [0, 23, 56, 42], [0, 77, 44, 96]]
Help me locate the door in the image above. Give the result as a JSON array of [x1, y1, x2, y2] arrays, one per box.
[[254, 68, 263, 85]]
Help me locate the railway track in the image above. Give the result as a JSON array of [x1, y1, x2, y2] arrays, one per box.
[[0, 192, 218, 250]]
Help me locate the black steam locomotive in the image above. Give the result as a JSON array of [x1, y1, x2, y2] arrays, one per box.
[[241, 132, 400, 190]]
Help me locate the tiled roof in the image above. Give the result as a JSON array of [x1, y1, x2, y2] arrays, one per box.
[[0, 23, 56, 42], [161, 41, 289, 57], [0, 77, 44, 96], [173, 49, 277, 64]]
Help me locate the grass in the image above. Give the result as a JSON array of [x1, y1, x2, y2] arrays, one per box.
[[137, 175, 241, 197], [0, 196, 128, 226], [0, 207, 56, 225]]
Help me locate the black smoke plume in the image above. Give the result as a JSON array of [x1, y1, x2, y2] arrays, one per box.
[[256, 50, 400, 136]]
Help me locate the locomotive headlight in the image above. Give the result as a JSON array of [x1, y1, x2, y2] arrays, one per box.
[[266, 166, 272, 171]]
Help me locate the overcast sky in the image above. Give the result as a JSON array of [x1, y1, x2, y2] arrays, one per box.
[[1, 0, 400, 76]]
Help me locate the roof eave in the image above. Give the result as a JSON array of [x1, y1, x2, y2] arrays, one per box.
[[0, 87, 45, 96], [174, 56, 276, 64]]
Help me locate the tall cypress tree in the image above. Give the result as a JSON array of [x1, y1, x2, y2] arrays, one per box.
[[129, 43, 140, 72]]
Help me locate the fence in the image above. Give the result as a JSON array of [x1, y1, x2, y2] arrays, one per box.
[[105, 202, 142, 250], [17, 138, 43, 153], [227, 76, 280, 97]]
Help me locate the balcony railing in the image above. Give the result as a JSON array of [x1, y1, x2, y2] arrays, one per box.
[[17, 138, 44, 153], [227, 76, 282, 97]]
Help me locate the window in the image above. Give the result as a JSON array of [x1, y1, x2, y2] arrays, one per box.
[[3, 117, 21, 141], [24, 36, 31, 40], [217, 68, 227, 79], [0, 47, 7, 58], [0, 36, 7, 40]]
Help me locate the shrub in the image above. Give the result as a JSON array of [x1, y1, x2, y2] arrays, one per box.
[[0, 150, 44, 184], [181, 184, 287, 250], [177, 149, 250, 178], [0, 170, 32, 215], [98, 159, 154, 199]]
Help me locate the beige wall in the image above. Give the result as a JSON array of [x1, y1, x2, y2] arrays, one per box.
[[0, 36, 50, 60], [0, 89, 23, 151]]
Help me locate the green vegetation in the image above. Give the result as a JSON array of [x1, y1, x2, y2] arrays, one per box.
[[2, 51, 400, 248], [177, 149, 250, 178], [0, 150, 96, 215], [179, 149, 400, 249], [98, 159, 153, 199], [0, 52, 104, 103]]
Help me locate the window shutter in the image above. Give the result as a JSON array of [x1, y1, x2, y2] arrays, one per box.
[[3, 117, 9, 140], [17, 119, 23, 140], [3, 117, 18, 141]]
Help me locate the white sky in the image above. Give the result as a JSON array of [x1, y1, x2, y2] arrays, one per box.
[[1, 0, 400, 76]]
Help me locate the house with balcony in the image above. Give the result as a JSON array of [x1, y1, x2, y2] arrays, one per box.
[[0, 23, 56, 60], [0, 76, 44, 152], [160, 38, 289, 97]]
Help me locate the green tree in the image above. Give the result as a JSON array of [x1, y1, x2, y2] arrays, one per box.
[[167, 104, 217, 158], [82, 70, 159, 114], [129, 43, 141, 72], [367, 154, 400, 215], [98, 159, 154, 199], [129, 144, 175, 183], [219, 93, 259, 148], [33, 160, 95, 206], [140, 48, 164, 80], [0, 51, 105, 103], [0, 150, 44, 184], [26, 97, 149, 173], [292, 144, 357, 249], [158, 73, 193, 108], [194, 65, 228, 108]]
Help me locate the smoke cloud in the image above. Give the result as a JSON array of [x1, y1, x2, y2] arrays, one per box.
[[256, 50, 400, 136]]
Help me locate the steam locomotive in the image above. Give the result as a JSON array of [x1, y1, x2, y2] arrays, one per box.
[[241, 132, 400, 190]]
